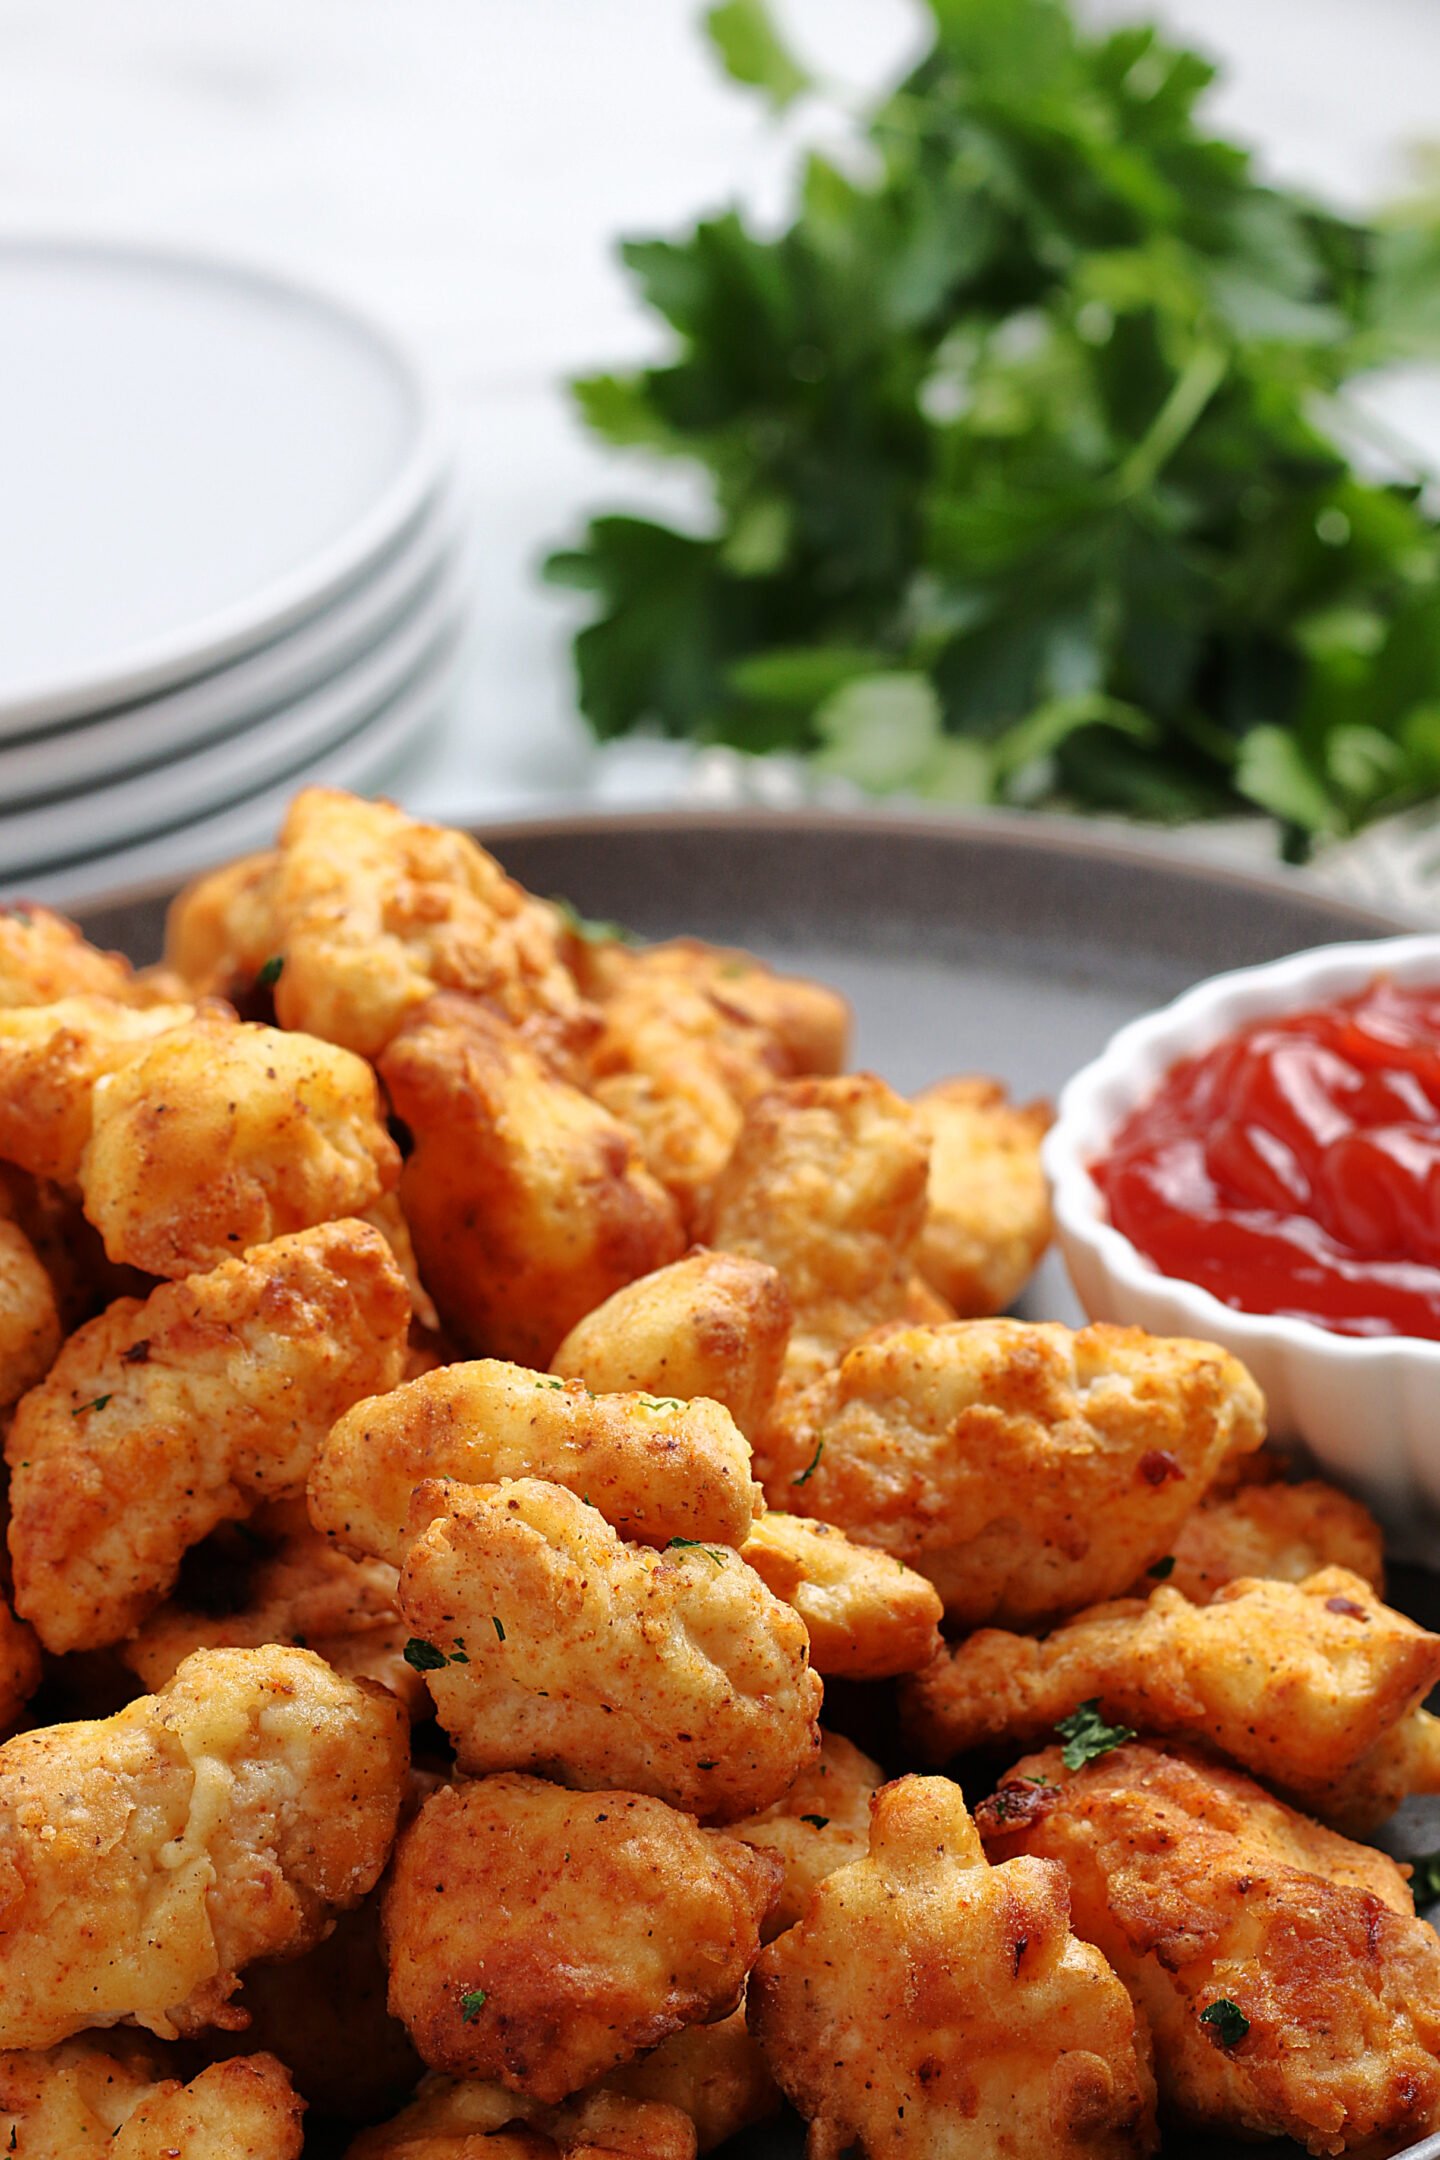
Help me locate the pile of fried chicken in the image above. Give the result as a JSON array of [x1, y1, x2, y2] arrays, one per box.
[[0, 786, 1437, 2160]]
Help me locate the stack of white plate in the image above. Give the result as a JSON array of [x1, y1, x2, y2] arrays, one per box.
[[1, 238, 464, 905]]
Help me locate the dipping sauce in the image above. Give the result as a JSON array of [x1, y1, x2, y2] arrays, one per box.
[[1096, 977, 1440, 1340]]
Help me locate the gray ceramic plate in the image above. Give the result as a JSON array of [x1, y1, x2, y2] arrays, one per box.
[[77, 809, 1440, 2160]]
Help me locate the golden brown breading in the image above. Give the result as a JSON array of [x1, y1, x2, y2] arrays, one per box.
[[750, 1773, 1158, 2160], [164, 851, 282, 1001], [362, 1189, 441, 1335], [7, 1219, 409, 1652], [380, 997, 683, 1365], [702, 1073, 931, 1418], [0, 1218, 62, 1409], [383, 1773, 781, 2101], [344, 2075, 696, 2159], [605, 2003, 781, 2152], [1312, 1709, 1440, 1835], [978, 1742, 1440, 2156], [0, 1645, 408, 2051], [770, 1319, 1266, 1625], [0, 903, 138, 1010], [0, 1595, 40, 1734], [79, 1019, 399, 1277], [1142, 1477, 1387, 1604], [730, 1730, 883, 1940], [913, 1076, 1052, 1316], [396, 1477, 820, 1820], [0, 996, 197, 1185], [309, 1360, 762, 1567], [550, 1248, 792, 1442], [903, 1566, 1440, 1822], [738, 1512, 942, 1679], [121, 1499, 425, 1716], [264, 789, 587, 1061], [0, 2036, 304, 2158]]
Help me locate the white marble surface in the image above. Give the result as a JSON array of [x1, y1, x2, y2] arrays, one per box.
[[3, 0, 1438, 858]]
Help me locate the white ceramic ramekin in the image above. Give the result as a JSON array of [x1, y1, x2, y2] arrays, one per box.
[[1044, 935, 1440, 1549]]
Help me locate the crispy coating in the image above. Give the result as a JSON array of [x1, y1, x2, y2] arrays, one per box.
[[750, 1774, 1158, 2160], [79, 1019, 399, 1277], [165, 851, 282, 1000], [1143, 1477, 1387, 1604], [345, 2076, 696, 2159], [0, 1595, 41, 1733], [383, 1773, 781, 2101], [0, 996, 197, 1184], [7, 1219, 410, 1652], [702, 1074, 932, 1417], [914, 1076, 1053, 1316], [309, 1360, 762, 1567], [739, 1512, 943, 1679], [121, 1500, 425, 1716], [903, 1567, 1440, 1821], [0, 1645, 408, 2050], [978, 1742, 1440, 2156], [265, 789, 587, 1061], [731, 1730, 883, 1939], [0, 1218, 62, 1409], [397, 1477, 820, 1820], [771, 1319, 1266, 1625], [0, 2037, 304, 2158], [0, 903, 137, 1009], [550, 1248, 791, 1441], [605, 2003, 781, 2152], [381, 996, 683, 1365], [363, 1189, 441, 1335]]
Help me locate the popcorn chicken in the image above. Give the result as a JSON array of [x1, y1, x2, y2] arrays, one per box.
[[0, 995, 197, 1184], [0, 1596, 40, 1733], [739, 1513, 942, 1679], [605, 2003, 781, 2152], [309, 1360, 762, 1567], [1140, 1476, 1386, 1604], [0, 1165, 139, 1335], [903, 1566, 1440, 1823], [731, 1730, 883, 1939], [345, 2076, 696, 2159], [380, 996, 683, 1365], [750, 1774, 1158, 2160], [165, 851, 282, 1001], [770, 1319, 1265, 1625], [0, 1217, 61, 1409], [914, 1076, 1052, 1315], [383, 1774, 781, 2100], [7, 1219, 409, 1652], [79, 1019, 399, 1277], [978, 1742, 1440, 2155], [121, 1500, 425, 1716], [550, 1248, 791, 1441], [0, 902, 138, 1009], [0, 2037, 304, 2159], [0, 1645, 408, 2050], [396, 1477, 820, 1820], [264, 789, 588, 1061]]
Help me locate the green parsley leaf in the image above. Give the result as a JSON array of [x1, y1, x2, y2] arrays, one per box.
[[402, 1638, 449, 1673], [667, 1537, 727, 1568], [1200, 1999, 1250, 2049], [71, 1395, 112, 1417], [255, 955, 284, 990], [1056, 1699, 1137, 1771], [549, 895, 636, 946], [792, 1439, 824, 1487], [638, 1395, 687, 1411], [460, 1988, 488, 2023], [492, 1616, 506, 1642], [705, 0, 810, 111], [1404, 1851, 1440, 1903], [1147, 1555, 1176, 1580], [800, 1813, 830, 1829]]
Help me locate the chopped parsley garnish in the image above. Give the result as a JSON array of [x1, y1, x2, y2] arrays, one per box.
[[492, 1616, 506, 1642], [1147, 1554, 1176, 1580], [1056, 1700, 1136, 1771], [791, 1439, 824, 1487], [255, 955, 284, 990], [550, 895, 636, 946], [459, 1987, 488, 2023], [534, 1376, 566, 1391], [403, 1638, 449, 1673], [667, 1537, 727, 1568], [800, 1813, 830, 1829], [71, 1394, 112, 1417], [1200, 1999, 1250, 2049], [638, 1394, 686, 1411], [1405, 1852, 1440, 1902], [121, 1339, 150, 1366]]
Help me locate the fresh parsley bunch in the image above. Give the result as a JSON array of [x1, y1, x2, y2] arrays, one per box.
[[546, 0, 1440, 849]]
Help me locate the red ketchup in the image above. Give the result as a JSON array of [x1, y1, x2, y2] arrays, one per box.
[[1095, 977, 1440, 1340]]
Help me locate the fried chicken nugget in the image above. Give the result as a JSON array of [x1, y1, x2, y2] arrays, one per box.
[[165, 851, 282, 1001], [0, 2036, 304, 2159], [772, 1319, 1266, 1625], [7, 1219, 410, 1652], [0, 996, 197, 1184], [903, 1566, 1440, 1822], [309, 1360, 762, 1566], [749, 1773, 1158, 2160], [0, 1218, 61, 1409], [79, 1019, 400, 1277], [0, 1644, 408, 2050], [265, 789, 587, 1061], [345, 2076, 696, 2159], [396, 1477, 820, 1820], [550, 1248, 792, 1441], [383, 1773, 782, 2100], [914, 1076, 1053, 1316], [1140, 1477, 1386, 1604], [738, 1513, 942, 1679], [0, 902, 138, 1009], [380, 997, 683, 1365], [978, 1742, 1440, 2155], [731, 1730, 883, 1939], [605, 2003, 781, 2152]]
